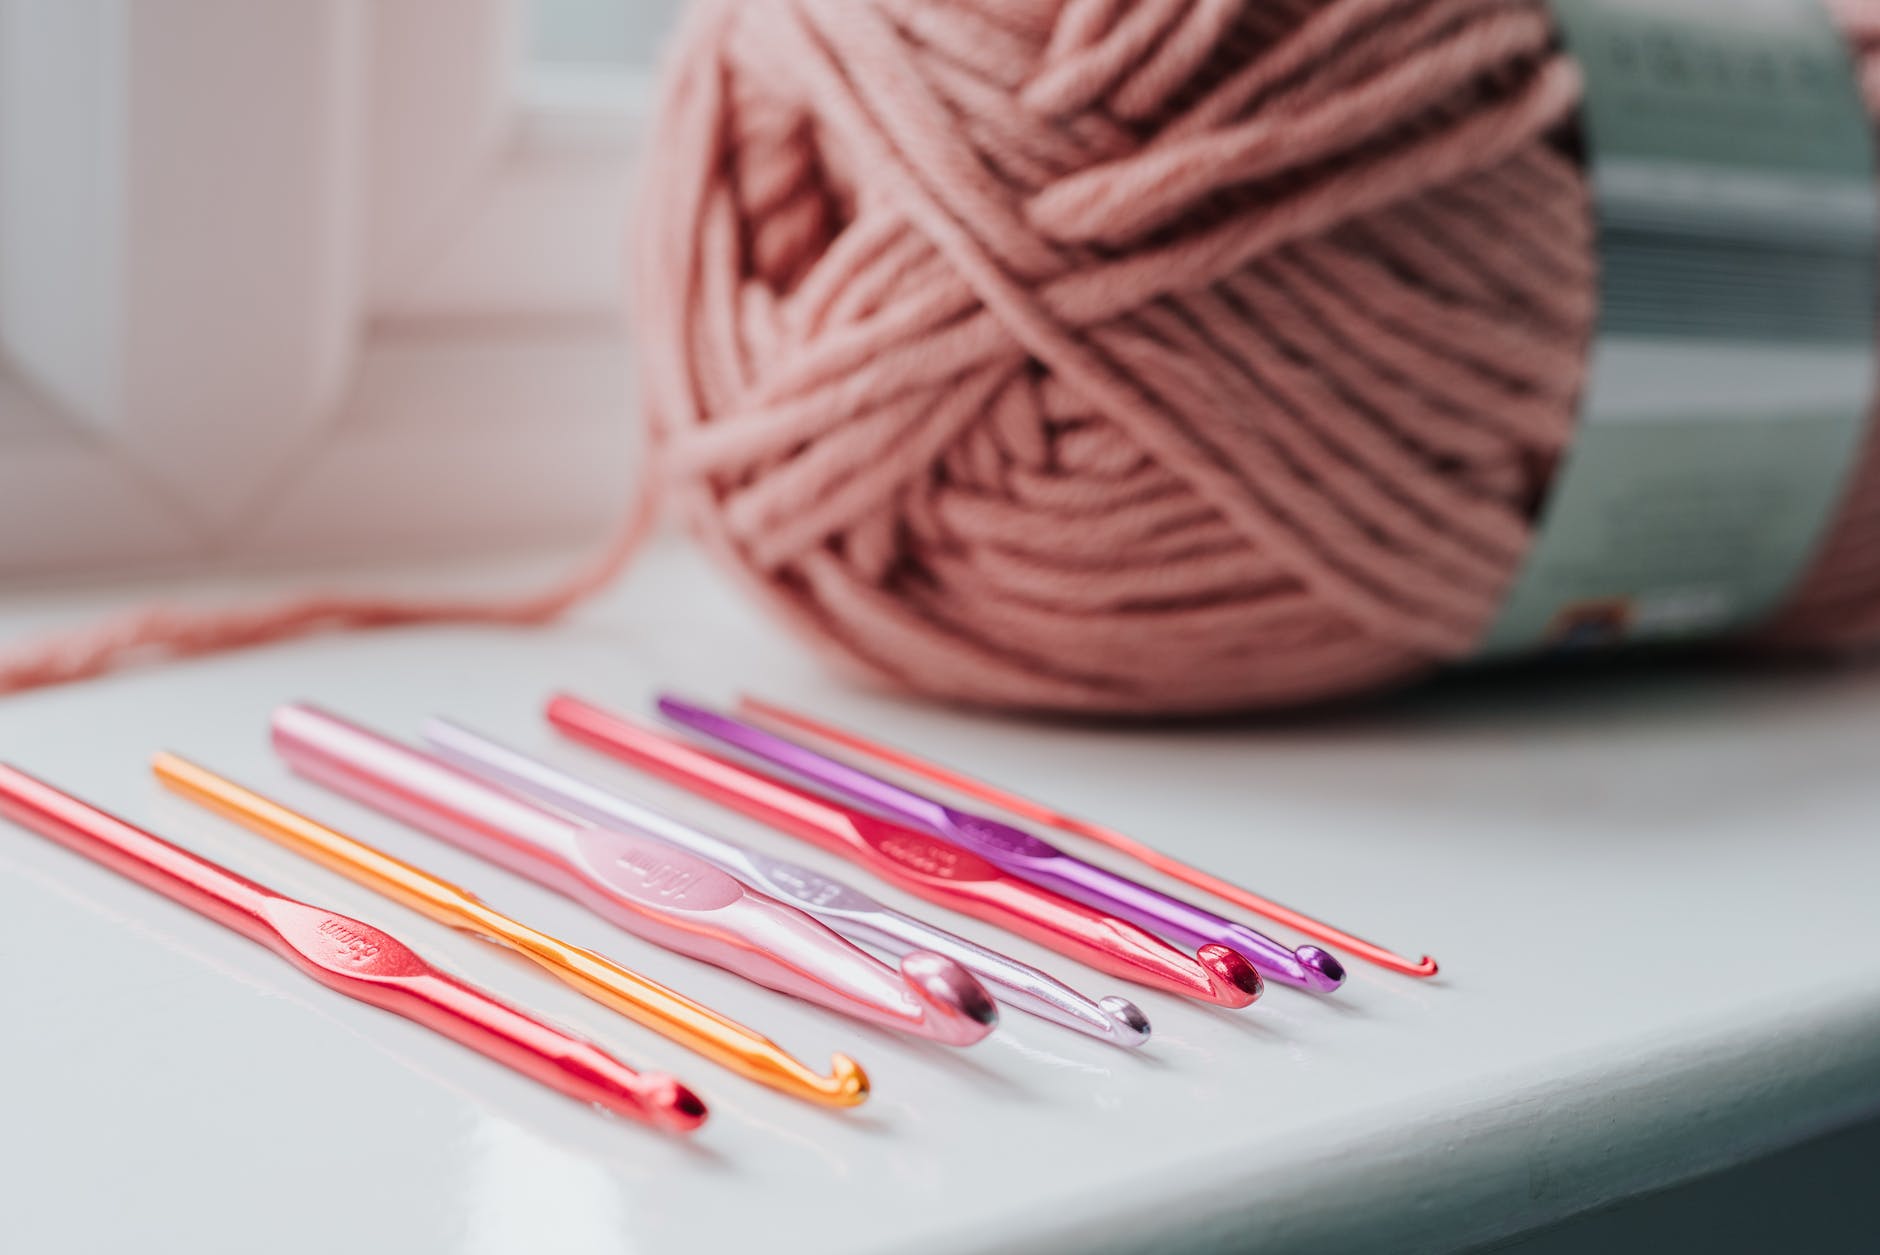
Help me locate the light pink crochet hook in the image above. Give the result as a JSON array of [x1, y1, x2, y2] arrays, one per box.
[[547, 696, 1263, 1008], [423, 717, 1152, 1050], [271, 704, 997, 1047]]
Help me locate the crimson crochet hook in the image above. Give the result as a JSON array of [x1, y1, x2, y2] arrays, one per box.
[[271, 704, 997, 1047], [546, 695, 1263, 1008], [0, 763, 704, 1134], [740, 696, 1438, 979], [659, 696, 1343, 993], [423, 717, 1152, 1050]]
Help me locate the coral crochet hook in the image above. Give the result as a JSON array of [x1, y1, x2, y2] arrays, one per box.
[[0, 762, 704, 1133], [547, 695, 1263, 1008], [271, 705, 995, 1049], [152, 752, 867, 1107], [741, 697, 1439, 979], [661, 697, 1344, 993], [423, 718, 1152, 1050]]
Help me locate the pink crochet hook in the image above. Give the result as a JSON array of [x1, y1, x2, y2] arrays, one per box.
[[422, 717, 1153, 1050], [546, 695, 1264, 1008], [658, 696, 1343, 993], [740, 697, 1439, 978], [271, 704, 998, 1047]]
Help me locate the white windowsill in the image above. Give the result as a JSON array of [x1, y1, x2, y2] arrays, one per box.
[[1, 538, 1878, 1252]]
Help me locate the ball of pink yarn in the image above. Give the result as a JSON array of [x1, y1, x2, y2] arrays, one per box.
[[635, 0, 1880, 715]]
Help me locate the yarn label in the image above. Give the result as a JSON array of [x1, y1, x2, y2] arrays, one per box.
[[1478, 0, 1877, 656]]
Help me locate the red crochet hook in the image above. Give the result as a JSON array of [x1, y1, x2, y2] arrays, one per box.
[[740, 698, 1440, 979], [0, 763, 705, 1134], [546, 696, 1263, 1008]]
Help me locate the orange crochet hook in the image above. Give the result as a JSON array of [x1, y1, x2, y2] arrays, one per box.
[[739, 697, 1439, 979], [152, 752, 869, 1107]]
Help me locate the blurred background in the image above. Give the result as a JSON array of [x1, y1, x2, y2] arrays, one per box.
[[4, 6, 1880, 1253], [0, 0, 678, 586], [530, 0, 676, 64]]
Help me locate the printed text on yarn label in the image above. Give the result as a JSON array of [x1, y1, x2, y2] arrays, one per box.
[[1478, 0, 1877, 654]]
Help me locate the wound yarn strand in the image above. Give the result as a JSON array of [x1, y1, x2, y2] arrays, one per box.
[[4, 0, 1880, 711]]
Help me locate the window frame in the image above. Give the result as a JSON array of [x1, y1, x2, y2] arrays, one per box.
[[0, 0, 657, 581]]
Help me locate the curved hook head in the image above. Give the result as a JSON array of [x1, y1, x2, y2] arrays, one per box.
[[900, 951, 999, 1046], [1295, 945, 1347, 993], [820, 1053, 871, 1106], [641, 1075, 711, 1133], [1198, 943, 1264, 1007], [1098, 995, 1152, 1048]]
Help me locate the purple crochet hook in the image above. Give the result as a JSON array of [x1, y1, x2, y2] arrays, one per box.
[[657, 696, 1345, 994]]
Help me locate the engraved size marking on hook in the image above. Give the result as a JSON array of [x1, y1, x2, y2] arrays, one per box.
[[587, 835, 741, 911], [876, 833, 973, 879], [761, 863, 850, 908], [318, 917, 383, 962], [947, 814, 1056, 859], [615, 849, 705, 899]]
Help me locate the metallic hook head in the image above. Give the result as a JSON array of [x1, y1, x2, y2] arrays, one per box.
[[1098, 996, 1152, 1048], [1296, 945, 1346, 993], [823, 1054, 871, 1106], [641, 1075, 711, 1133], [900, 951, 999, 1045], [1198, 943, 1264, 1006]]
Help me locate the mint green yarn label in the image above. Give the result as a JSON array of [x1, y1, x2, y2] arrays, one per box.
[[1478, 0, 1878, 656]]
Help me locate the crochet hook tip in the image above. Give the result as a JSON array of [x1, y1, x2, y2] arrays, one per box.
[[901, 951, 1000, 1044], [1098, 995, 1153, 1048], [825, 1053, 871, 1106], [644, 1075, 712, 1132], [1358, 949, 1438, 978], [1296, 945, 1347, 993], [1198, 943, 1264, 1006]]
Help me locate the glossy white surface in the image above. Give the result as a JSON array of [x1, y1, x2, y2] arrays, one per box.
[[2, 543, 1879, 1254]]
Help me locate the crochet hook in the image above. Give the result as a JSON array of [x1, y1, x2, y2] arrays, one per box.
[[0, 762, 705, 1133], [659, 696, 1344, 993], [423, 717, 1153, 1050], [741, 696, 1439, 978], [151, 752, 868, 1107], [271, 704, 996, 1048], [546, 695, 1264, 1008]]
